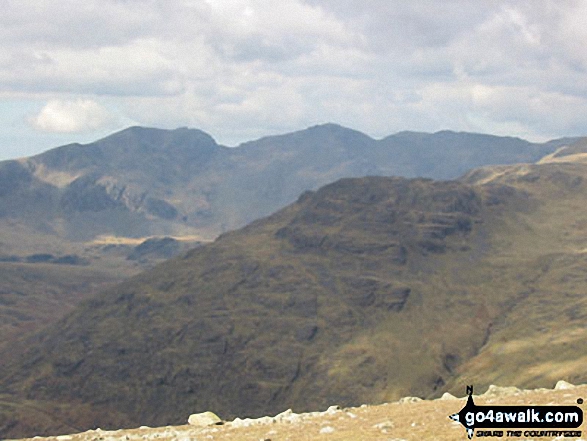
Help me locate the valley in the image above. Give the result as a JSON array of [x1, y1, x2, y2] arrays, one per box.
[[0, 127, 586, 439]]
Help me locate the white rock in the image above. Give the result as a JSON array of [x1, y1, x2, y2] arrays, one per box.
[[274, 408, 293, 420], [229, 418, 248, 428], [273, 408, 303, 424], [326, 405, 341, 414], [399, 396, 422, 403], [373, 420, 394, 430], [230, 415, 275, 428], [555, 380, 575, 390], [483, 385, 520, 397], [319, 426, 335, 434], [286, 414, 303, 424], [439, 392, 458, 400], [188, 411, 222, 426]]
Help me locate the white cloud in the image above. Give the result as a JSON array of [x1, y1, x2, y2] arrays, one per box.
[[1, 0, 587, 151], [30, 99, 115, 133]]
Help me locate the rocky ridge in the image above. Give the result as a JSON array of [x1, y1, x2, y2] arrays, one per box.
[[0, 125, 575, 249]]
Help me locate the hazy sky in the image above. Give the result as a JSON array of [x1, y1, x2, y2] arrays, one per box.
[[1, 0, 586, 159]]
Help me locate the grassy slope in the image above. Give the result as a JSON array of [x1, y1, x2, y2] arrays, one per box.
[[3, 153, 587, 438], [447, 159, 587, 393], [0, 261, 137, 439], [0, 177, 496, 435], [0, 262, 129, 355]]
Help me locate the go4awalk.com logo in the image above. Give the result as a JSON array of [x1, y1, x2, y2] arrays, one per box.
[[449, 386, 583, 439]]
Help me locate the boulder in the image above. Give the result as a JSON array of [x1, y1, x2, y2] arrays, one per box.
[[398, 396, 422, 404], [554, 380, 575, 390], [188, 411, 222, 426], [483, 385, 521, 397]]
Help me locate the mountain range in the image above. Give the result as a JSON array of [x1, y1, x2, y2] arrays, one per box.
[[1, 131, 587, 439], [1, 124, 575, 362], [0, 124, 574, 248]]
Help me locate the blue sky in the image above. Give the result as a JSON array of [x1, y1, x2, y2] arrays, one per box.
[[1, 0, 587, 160]]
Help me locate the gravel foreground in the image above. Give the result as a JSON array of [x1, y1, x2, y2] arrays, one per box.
[[10, 383, 587, 441]]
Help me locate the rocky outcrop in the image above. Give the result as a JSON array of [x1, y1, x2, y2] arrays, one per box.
[[187, 411, 222, 427]]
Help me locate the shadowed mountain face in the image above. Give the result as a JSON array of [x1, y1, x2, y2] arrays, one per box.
[[0, 125, 575, 248], [4, 147, 587, 438]]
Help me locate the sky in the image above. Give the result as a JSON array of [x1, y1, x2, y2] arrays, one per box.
[[1, 0, 587, 159]]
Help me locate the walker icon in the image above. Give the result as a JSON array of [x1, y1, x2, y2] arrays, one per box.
[[449, 385, 476, 439], [448, 385, 583, 439]]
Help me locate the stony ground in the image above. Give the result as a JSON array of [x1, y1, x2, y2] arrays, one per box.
[[10, 383, 587, 441]]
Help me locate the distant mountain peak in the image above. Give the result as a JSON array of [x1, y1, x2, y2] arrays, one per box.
[[303, 122, 372, 136], [306, 122, 347, 131], [95, 125, 217, 145]]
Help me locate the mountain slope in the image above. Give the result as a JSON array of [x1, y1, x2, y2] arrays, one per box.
[[0, 125, 576, 249], [0, 175, 492, 435], [446, 146, 587, 394], [0, 262, 128, 355], [377, 130, 561, 179], [4, 146, 587, 438], [0, 125, 573, 340]]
